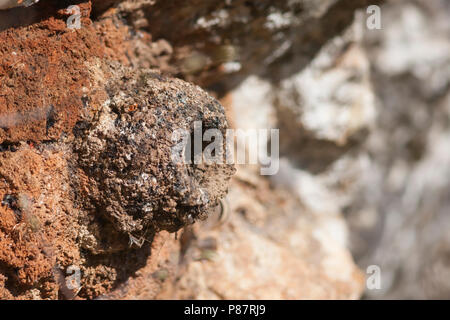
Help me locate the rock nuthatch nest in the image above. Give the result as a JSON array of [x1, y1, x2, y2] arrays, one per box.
[[72, 68, 235, 238]]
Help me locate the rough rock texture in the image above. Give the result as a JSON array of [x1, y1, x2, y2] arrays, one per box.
[[0, 1, 235, 299], [104, 0, 383, 91], [0, 65, 234, 300], [2, 0, 447, 300], [275, 27, 375, 173]]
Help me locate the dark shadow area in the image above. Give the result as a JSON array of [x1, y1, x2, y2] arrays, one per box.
[[82, 233, 154, 300]]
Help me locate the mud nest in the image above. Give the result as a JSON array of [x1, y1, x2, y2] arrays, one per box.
[[73, 68, 235, 237]]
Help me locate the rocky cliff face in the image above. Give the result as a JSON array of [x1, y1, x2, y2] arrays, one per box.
[[0, 0, 448, 299]]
